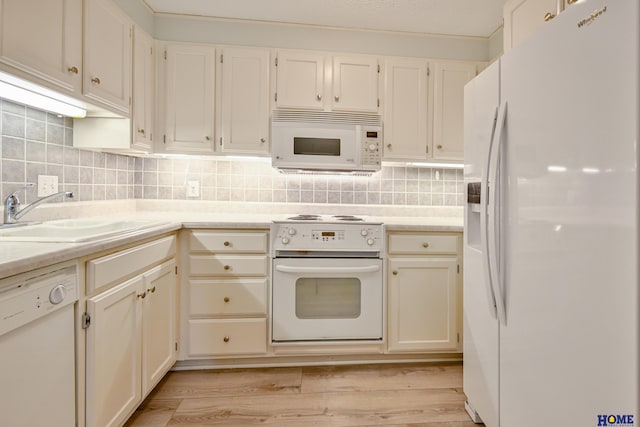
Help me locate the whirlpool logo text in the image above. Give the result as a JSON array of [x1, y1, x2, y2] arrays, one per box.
[[597, 414, 635, 426]]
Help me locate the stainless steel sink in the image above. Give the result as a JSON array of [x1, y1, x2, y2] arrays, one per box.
[[0, 218, 169, 242]]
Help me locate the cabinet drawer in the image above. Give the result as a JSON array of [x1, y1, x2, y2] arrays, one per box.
[[388, 233, 458, 255], [188, 254, 268, 277], [189, 231, 268, 253], [189, 278, 268, 316], [188, 318, 267, 356], [87, 235, 176, 293]]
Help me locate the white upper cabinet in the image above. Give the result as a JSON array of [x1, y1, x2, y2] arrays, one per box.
[[432, 60, 478, 161], [217, 47, 270, 155], [332, 55, 379, 112], [0, 0, 82, 94], [382, 57, 431, 161], [275, 49, 379, 113], [275, 50, 325, 110], [162, 43, 216, 154], [132, 25, 154, 152], [83, 0, 132, 115], [503, 0, 560, 53]]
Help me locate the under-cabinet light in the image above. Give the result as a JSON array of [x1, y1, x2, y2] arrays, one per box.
[[0, 71, 86, 118]]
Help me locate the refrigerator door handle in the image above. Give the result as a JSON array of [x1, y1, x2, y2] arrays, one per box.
[[481, 106, 500, 319], [487, 101, 508, 326]]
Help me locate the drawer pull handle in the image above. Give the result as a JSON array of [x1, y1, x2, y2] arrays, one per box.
[[223, 265, 231, 270], [137, 292, 146, 299], [148, 286, 156, 293], [316, 94, 322, 101], [223, 336, 230, 343], [91, 77, 101, 85], [223, 241, 230, 247], [387, 144, 392, 149], [544, 12, 556, 21], [392, 271, 398, 276], [437, 144, 443, 149], [137, 128, 145, 135], [223, 297, 230, 303], [422, 243, 430, 248], [68, 66, 79, 74]]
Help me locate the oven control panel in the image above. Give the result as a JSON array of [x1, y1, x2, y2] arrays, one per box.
[[271, 222, 384, 254]]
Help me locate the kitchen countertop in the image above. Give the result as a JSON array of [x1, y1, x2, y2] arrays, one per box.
[[0, 203, 463, 280]]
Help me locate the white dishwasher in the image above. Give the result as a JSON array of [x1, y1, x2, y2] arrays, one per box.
[[0, 264, 78, 426]]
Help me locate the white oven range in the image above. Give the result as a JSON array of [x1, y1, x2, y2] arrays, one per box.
[[270, 215, 384, 344]]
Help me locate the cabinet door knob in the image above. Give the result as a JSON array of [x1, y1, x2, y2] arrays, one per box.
[[392, 271, 398, 276], [544, 12, 556, 21], [223, 336, 230, 343], [423, 243, 430, 248], [437, 144, 443, 149], [316, 94, 322, 101], [205, 136, 210, 141], [223, 297, 230, 303], [334, 95, 339, 102], [260, 138, 266, 143], [137, 128, 145, 135], [68, 66, 79, 74], [148, 286, 156, 293], [223, 265, 231, 271], [137, 291, 146, 299], [91, 77, 101, 85], [223, 241, 230, 247], [387, 144, 392, 149]]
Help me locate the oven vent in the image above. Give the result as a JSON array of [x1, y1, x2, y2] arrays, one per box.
[[272, 109, 382, 127]]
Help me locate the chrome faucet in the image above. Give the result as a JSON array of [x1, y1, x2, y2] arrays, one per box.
[[4, 184, 74, 225]]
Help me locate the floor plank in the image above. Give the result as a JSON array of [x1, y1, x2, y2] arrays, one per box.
[[125, 362, 481, 427]]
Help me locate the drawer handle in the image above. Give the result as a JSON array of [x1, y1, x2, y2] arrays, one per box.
[[223, 241, 231, 247], [223, 336, 230, 343], [392, 271, 398, 276], [91, 77, 101, 85], [437, 145, 443, 149], [137, 128, 145, 135], [68, 66, 79, 74], [148, 286, 156, 294], [387, 144, 392, 149], [223, 265, 231, 271], [544, 12, 556, 21], [316, 94, 322, 101], [137, 291, 146, 299], [422, 243, 430, 248], [223, 297, 230, 303]]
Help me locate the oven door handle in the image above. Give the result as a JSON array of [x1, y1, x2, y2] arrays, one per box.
[[275, 265, 381, 274]]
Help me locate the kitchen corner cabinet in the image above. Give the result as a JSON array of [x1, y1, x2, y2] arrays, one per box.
[[503, 0, 576, 53], [386, 232, 462, 353], [0, 0, 82, 95], [382, 57, 431, 161], [275, 49, 379, 113], [83, 0, 132, 115], [131, 25, 155, 152], [432, 61, 478, 161], [217, 47, 270, 155], [161, 43, 216, 154], [182, 230, 268, 359], [85, 236, 177, 427]]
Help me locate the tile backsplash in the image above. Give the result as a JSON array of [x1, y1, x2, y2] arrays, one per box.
[[0, 99, 464, 207]]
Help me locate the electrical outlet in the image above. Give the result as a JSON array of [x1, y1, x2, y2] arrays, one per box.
[[37, 175, 59, 197], [187, 180, 200, 198]]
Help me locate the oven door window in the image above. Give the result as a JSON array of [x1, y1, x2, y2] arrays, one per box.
[[293, 137, 341, 156], [295, 278, 361, 319]]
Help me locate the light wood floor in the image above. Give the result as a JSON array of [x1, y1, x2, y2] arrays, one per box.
[[125, 362, 482, 427]]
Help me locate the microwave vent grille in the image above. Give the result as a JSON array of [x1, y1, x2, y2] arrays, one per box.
[[272, 110, 382, 127]]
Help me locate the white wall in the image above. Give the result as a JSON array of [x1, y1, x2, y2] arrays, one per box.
[[114, 0, 492, 61]]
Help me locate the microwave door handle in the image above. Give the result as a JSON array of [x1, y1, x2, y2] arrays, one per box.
[[275, 265, 381, 274]]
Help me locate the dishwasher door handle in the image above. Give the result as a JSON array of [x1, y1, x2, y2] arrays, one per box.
[[275, 265, 381, 274]]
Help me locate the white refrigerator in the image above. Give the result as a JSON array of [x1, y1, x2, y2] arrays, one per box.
[[463, 1, 639, 426]]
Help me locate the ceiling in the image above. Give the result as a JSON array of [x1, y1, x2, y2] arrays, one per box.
[[143, 0, 507, 38]]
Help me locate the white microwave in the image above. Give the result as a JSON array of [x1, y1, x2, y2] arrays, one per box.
[[271, 110, 382, 173]]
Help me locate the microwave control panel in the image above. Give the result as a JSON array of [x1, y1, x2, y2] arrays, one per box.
[[362, 127, 382, 166]]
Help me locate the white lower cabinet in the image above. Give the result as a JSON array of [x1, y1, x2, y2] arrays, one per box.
[[182, 230, 268, 359], [386, 232, 462, 353], [85, 236, 177, 427]]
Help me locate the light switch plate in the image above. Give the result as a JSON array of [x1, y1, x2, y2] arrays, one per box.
[[37, 175, 59, 197], [187, 180, 200, 198]]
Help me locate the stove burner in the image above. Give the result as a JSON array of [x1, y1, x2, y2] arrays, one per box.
[[287, 214, 321, 221], [332, 215, 364, 221]]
